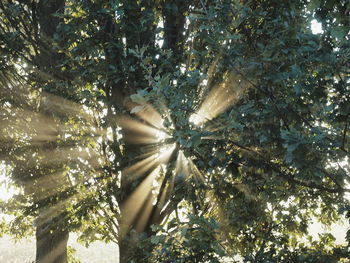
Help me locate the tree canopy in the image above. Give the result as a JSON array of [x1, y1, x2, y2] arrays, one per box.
[[0, 0, 349, 262]]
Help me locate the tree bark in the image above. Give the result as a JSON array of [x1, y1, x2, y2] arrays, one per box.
[[35, 221, 69, 263], [35, 2, 69, 262]]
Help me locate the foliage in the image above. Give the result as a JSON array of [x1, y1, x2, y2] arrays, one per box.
[[0, 0, 349, 262], [67, 246, 82, 263], [147, 215, 226, 263]]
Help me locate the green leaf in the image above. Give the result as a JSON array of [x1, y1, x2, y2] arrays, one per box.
[[191, 134, 202, 148], [308, 0, 321, 10], [150, 235, 161, 244], [330, 27, 347, 40]]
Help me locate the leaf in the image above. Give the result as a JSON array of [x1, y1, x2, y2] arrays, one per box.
[[191, 134, 202, 148], [330, 27, 347, 40], [291, 64, 301, 77], [180, 226, 188, 236], [288, 143, 300, 152], [308, 0, 321, 10], [293, 83, 302, 95], [150, 235, 161, 244]]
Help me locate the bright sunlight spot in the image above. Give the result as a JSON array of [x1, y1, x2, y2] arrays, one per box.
[[0, 164, 17, 201], [157, 144, 176, 160], [189, 112, 204, 126], [311, 19, 323, 34], [155, 129, 169, 141]]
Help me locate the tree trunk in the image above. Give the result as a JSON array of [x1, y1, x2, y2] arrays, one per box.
[[35, 220, 69, 263], [97, 1, 190, 261], [34, 2, 69, 263], [118, 238, 135, 263]]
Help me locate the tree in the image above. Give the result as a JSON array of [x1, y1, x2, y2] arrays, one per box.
[[0, 1, 102, 262], [0, 0, 349, 262]]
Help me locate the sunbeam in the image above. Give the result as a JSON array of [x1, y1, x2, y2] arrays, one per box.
[[33, 169, 112, 229], [157, 144, 177, 161], [116, 115, 165, 144], [187, 157, 205, 183], [190, 71, 251, 126], [3, 63, 253, 255], [132, 148, 162, 161], [155, 129, 170, 142], [119, 166, 161, 238], [123, 143, 176, 184], [40, 91, 95, 122], [134, 192, 156, 233], [122, 153, 161, 183], [13, 146, 100, 174], [132, 103, 165, 130]]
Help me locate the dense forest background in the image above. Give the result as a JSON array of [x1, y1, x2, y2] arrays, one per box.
[[0, 0, 349, 262]]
